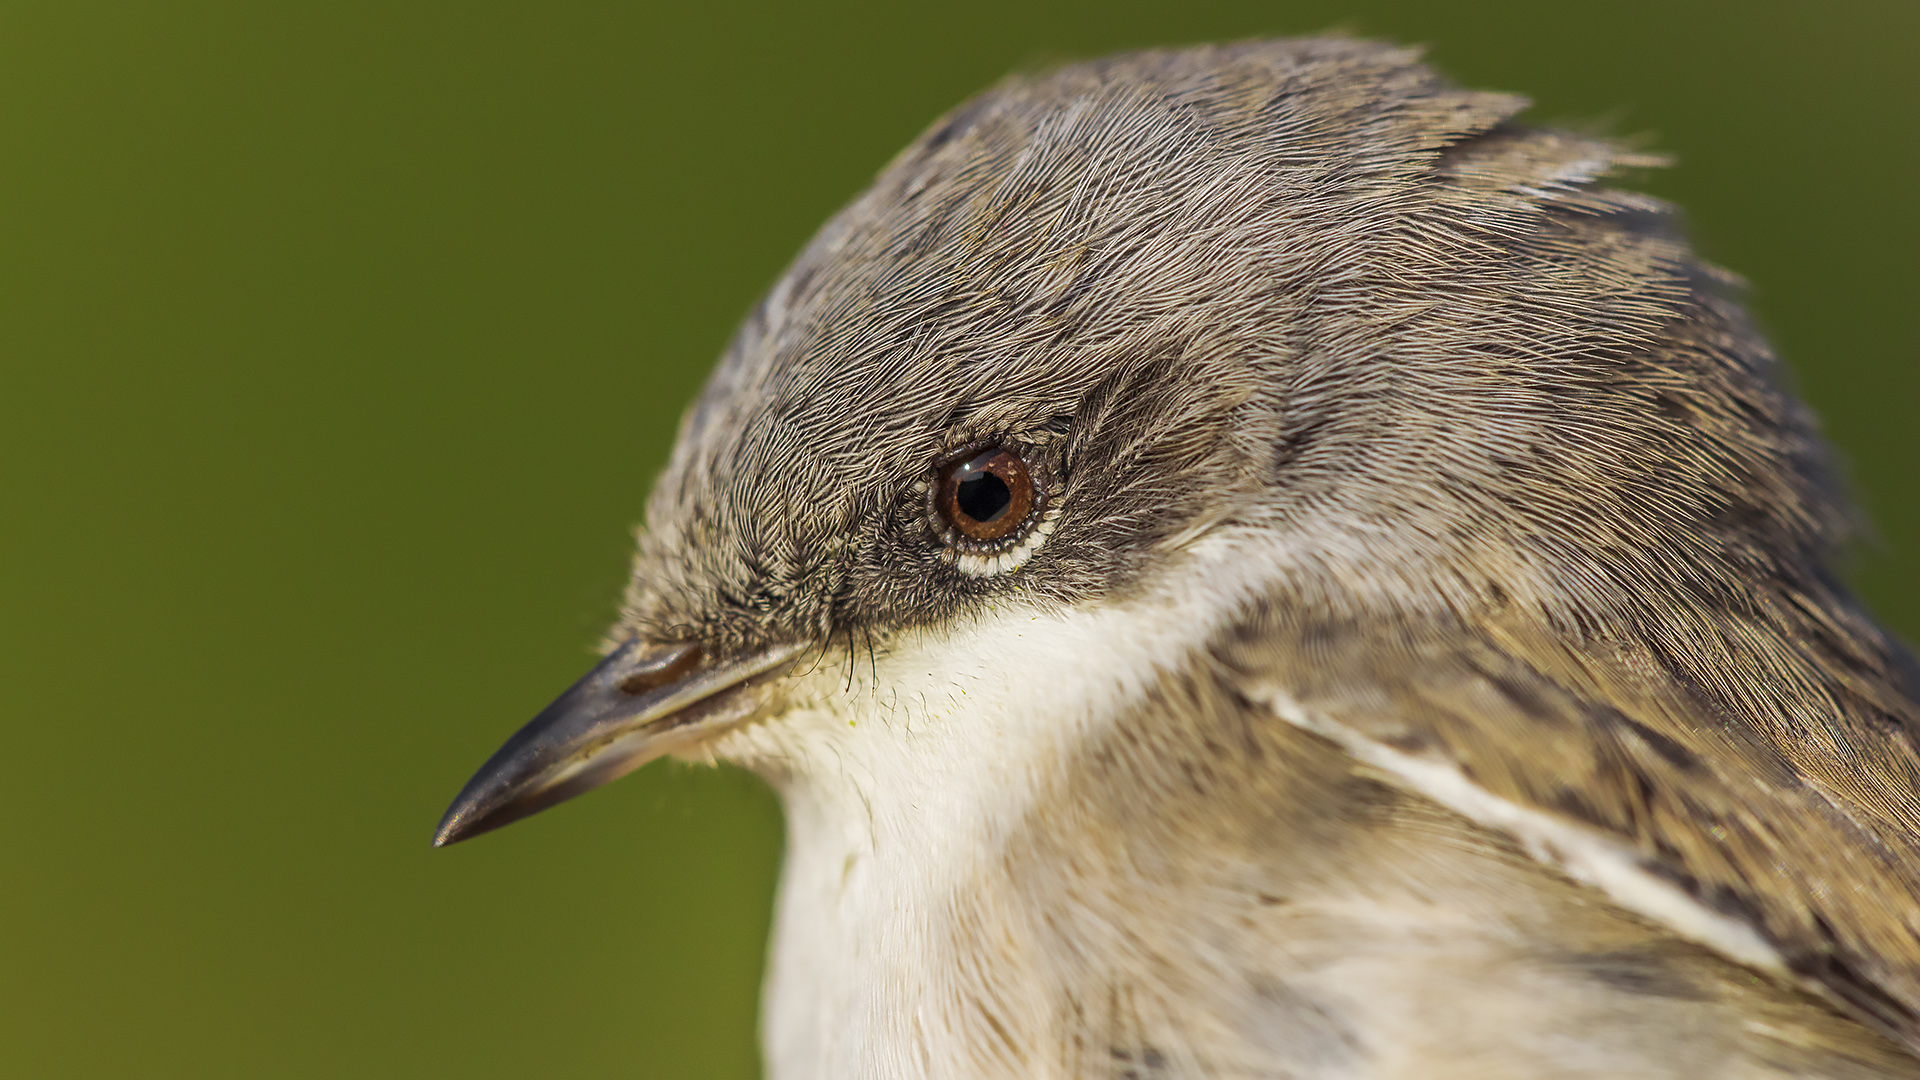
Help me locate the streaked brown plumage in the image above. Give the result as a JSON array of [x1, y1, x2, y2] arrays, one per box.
[[438, 37, 1920, 1076]]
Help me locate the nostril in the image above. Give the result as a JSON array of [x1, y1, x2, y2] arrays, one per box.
[[618, 645, 703, 696]]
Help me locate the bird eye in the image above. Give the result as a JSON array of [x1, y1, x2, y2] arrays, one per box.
[[936, 446, 1035, 543]]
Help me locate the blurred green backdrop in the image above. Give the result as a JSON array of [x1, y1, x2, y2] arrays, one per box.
[[1, 1, 1914, 1076]]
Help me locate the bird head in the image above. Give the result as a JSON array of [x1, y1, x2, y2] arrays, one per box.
[[432, 39, 1839, 848]]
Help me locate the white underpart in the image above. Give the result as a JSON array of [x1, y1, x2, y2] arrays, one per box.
[[717, 533, 1281, 1078], [711, 529, 1788, 1077], [1258, 688, 1788, 977]]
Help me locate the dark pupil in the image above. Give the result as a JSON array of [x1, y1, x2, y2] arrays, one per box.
[[955, 469, 1012, 524]]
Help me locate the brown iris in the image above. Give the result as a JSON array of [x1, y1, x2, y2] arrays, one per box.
[[936, 446, 1035, 542]]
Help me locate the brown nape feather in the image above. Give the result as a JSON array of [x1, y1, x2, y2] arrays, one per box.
[[1215, 83, 1920, 1042]]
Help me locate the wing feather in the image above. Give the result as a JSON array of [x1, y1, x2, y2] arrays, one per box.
[[1217, 602, 1920, 1049]]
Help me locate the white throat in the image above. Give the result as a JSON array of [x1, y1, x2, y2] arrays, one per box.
[[709, 545, 1262, 1078]]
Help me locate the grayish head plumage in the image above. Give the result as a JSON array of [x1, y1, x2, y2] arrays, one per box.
[[442, 37, 1920, 1076], [624, 37, 1841, 665]]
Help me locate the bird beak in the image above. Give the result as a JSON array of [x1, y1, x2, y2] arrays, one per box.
[[432, 638, 808, 846]]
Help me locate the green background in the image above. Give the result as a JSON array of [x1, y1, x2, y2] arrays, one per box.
[[3, 2, 1914, 1076]]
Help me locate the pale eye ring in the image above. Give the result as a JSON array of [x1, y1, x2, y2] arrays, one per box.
[[925, 442, 1056, 577]]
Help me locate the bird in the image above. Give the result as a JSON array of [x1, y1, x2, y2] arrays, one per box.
[[433, 37, 1920, 1078]]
